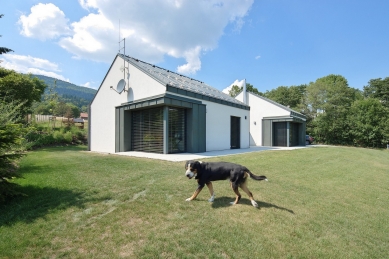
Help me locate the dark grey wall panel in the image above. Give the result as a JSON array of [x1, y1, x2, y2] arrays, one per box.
[[123, 110, 131, 151], [191, 104, 199, 152], [262, 119, 272, 146], [115, 108, 120, 152], [163, 106, 169, 154], [198, 105, 206, 152]]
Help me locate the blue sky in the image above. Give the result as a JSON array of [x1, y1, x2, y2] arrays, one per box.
[[1, 0, 389, 93]]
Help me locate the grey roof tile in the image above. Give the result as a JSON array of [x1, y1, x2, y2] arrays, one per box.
[[119, 54, 247, 106]]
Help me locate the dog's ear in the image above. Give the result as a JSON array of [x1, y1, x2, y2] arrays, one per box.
[[192, 161, 201, 169], [185, 161, 194, 169]]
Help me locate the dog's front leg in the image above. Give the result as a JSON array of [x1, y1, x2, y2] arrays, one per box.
[[186, 185, 203, 201], [206, 182, 215, 202]]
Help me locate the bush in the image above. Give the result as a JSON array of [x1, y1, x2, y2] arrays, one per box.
[[63, 131, 73, 143], [25, 124, 87, 149]]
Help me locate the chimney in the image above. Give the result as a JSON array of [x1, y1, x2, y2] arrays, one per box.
[[243, 78, 247, 105]]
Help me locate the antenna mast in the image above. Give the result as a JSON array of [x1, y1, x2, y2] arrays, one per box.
[[118, 20, 125, 55], [118, 20, 126, 79]]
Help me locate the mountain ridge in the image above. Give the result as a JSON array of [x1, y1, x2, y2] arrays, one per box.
[[33, 74, 97, 109]]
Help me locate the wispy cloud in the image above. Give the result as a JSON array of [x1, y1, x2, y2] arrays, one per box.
[[1, 54, 68, 81], [255, 55, 261, 59]]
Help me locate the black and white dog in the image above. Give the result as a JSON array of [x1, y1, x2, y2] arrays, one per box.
[[185, 160, 268, 207]]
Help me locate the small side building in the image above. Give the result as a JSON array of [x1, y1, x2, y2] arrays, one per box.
[[89, 54, 250, 154], [236, 91, 306, 147]]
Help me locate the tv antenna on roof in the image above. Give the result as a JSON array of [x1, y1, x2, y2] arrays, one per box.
[[118, 20, 125, 55], [110, 20, 130, 94]]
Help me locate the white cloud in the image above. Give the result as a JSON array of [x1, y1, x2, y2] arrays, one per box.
[[17, 0, 254, 77], [61, 0, 253, 74], [19, 3, 71, 41], [59, 13, 115, 61], [177, 46, 202, 74], [81, 81, 98, 89], [222, 79, 245, 94], [255, 55, 261, 59], [27, 68, 69, 81], [1, 54, 68, 81]]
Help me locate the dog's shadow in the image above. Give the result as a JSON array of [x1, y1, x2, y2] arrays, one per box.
[[211, 196, 294, 214]]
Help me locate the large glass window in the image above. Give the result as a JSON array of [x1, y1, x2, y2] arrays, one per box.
[[168, 108, 186, 153], [132, 107, 164, 153]]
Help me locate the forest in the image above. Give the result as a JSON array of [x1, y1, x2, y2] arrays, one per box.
[[29, 74, 97, 117]]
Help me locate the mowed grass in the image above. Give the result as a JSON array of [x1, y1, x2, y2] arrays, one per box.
[[1, 146, 388, 258]]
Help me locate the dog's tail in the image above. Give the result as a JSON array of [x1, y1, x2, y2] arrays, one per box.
[[247, 171, 268, 181]]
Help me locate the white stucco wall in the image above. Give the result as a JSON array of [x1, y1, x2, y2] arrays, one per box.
[[90, 56, 165, 153], [236, 92, 291, 146], [204, 101, 250, 151]]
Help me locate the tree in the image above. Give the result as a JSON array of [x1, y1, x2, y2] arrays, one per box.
[[0, 101, 26, 202], [304, 74, 358, 144], [228, 85, 242, 98], [347, 98, 389, 148], [363, 77, 389, 108], [67, 103, 80, 118], [246, 83, 263, 96], [0, 14, 13, 55], [0, 68, 47, 118], [228, 82, 262, 97], [264, 84, 306, 110], [54, 101, 70, 117]]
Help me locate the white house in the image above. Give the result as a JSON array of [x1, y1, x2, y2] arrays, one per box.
[[235, 91, 306, 147], [88, 54, 250, 154]]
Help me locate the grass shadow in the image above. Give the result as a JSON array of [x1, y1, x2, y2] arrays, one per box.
[[30, 145, 88, 153], [211, 196, 294, 214], [0, 185, 107, 226]]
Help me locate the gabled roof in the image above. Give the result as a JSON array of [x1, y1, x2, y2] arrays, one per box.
[[119, 54, 247, 107], [247, 91, 306, 120]]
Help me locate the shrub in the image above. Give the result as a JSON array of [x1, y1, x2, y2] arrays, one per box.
[[25, 123, 87, 149]]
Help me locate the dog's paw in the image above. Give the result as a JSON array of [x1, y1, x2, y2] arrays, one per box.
[[208, 194, 215, 202], [229, 202, 236, 205], [185, 198, 192, 202], [251, 200, 258, 207]]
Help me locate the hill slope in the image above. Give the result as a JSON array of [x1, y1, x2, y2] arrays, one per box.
[[33, 75, 97, 108]]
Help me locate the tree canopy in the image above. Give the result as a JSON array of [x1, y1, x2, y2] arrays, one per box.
[[263, 84, 306, 110], [0, 68, 47, 118], [347, 98, 389, 147], [363, 77, 389, 108], [228, 82, 262, 98]]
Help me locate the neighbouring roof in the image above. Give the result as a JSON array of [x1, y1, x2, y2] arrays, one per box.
[[119, 54, 247, 107], [80, 112, 88, 118]]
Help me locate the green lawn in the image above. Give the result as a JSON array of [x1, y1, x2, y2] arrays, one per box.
[[1, 146, 388, 258]]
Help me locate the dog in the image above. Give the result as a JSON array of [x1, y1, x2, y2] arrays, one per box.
[[184, 160, 268, 207]]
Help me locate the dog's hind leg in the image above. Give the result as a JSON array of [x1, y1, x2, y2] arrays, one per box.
[[230, 182, 242, 205], [240, 181, 258, 207], [206, 182, 215, 202]]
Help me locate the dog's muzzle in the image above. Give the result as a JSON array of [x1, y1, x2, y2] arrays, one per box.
[[185, 170, 195, 179]]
